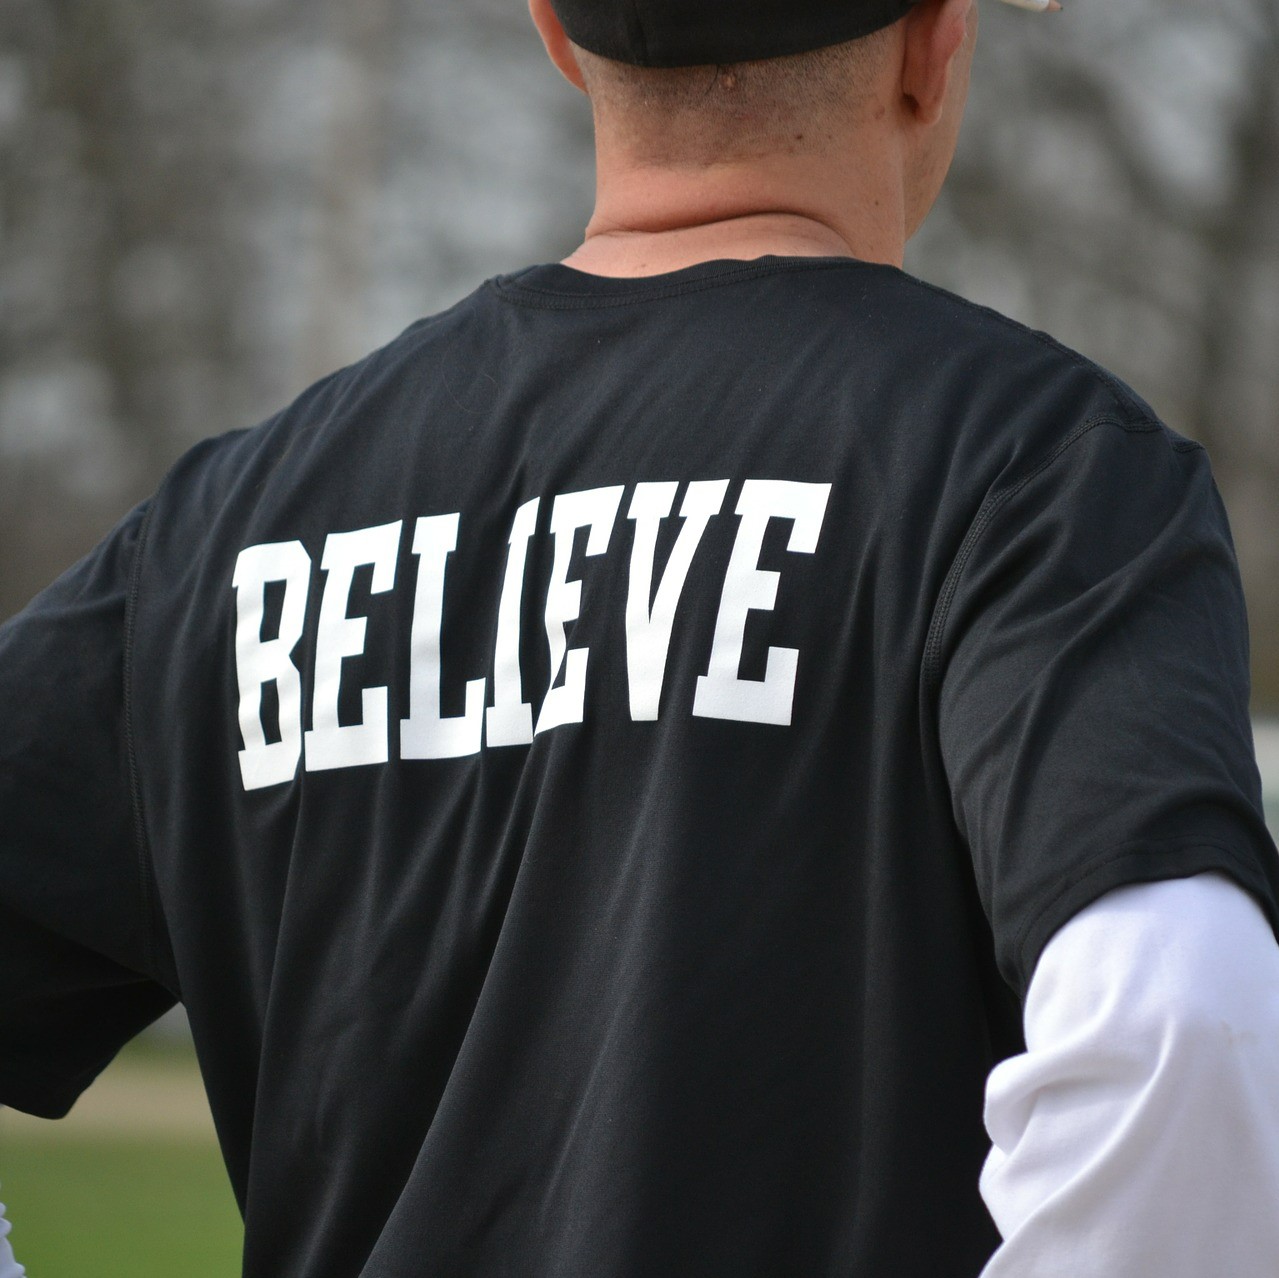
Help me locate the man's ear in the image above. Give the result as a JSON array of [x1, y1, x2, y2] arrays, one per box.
[[899, 0, 975, 126], [529, 0, 588, 94]]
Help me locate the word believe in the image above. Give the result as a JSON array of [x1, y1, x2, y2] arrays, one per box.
[[233, 478, 832, 791]]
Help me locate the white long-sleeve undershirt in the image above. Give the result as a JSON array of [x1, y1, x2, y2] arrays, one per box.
[[980, 871, 1279, 1277]]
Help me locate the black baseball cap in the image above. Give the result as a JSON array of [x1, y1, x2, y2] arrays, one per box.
[[549, 0, 922, 68]]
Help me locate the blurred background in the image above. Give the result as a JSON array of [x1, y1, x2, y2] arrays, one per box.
[[1, 0, 1277, 1272]]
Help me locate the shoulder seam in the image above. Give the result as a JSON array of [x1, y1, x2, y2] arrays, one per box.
[[894, 273, 1153, 422], [921, 414, 1179, 694]]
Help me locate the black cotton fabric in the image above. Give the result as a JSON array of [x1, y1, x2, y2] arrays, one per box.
[[2, 257, 1277, 1277], [550, 0, 920, 66]]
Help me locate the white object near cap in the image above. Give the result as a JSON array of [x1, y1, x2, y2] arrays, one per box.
[[997, 0, 1061, 10]]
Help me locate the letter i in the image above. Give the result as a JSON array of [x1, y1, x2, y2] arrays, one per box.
[[486, 497, 539, 747]]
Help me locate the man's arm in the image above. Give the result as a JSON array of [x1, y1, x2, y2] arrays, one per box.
[[980, 872, 1279, 1277], [0, 500, 177, 1119]]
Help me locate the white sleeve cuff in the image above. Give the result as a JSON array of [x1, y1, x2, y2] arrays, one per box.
[[979, 871, 1279, 1278]]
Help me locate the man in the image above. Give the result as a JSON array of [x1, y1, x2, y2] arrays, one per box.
[[3, 0, 1279, 1273]]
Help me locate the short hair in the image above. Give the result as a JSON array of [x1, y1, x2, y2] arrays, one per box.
[[573, 33, 895, 160]]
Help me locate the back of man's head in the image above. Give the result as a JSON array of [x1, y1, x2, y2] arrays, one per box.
[[572, 36, 896, 165], [546, 0, 911, 163], [529, 0, 991, 269]]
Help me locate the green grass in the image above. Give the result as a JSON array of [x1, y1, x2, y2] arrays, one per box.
[[1, 1036, 243, 1277], [1, 1136, 243, 1277]]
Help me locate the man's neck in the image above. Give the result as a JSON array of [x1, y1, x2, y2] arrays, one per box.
[[562, 212, 872, 278], [561, 141, 909, 279]]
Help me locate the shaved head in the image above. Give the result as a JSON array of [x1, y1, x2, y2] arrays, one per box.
[[572, 32, 897, 164], [528, 0, 979, 268]]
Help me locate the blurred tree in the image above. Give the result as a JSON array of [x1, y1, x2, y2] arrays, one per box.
[[1, 0, 1276, 704], [912, 0, 1279, 703], [0, 0, 255, 613], [304, 0, 394, 387]]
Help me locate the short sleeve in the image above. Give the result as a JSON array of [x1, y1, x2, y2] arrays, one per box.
[[0, 502, 176, 1118], [933, 418, 1279, 998]]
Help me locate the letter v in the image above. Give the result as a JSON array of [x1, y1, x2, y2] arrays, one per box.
[[625, 479, 729, 721]]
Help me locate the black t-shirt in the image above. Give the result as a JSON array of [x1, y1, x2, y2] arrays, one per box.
[[3, 257, 1277, 1277]]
